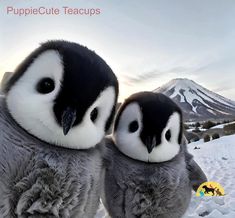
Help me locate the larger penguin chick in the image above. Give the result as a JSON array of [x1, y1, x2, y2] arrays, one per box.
[[0, 40, 118, 217], [102, 92, 207, 218], [4, 40, 118, 149]]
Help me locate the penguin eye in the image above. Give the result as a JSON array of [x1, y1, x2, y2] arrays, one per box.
[[165, 129, 171, 141], [90, 107, 98, 122], [129, 120, 139, 133], [36, 78, 55, 94]]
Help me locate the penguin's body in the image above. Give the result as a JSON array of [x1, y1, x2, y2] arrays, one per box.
[[0, 97, 103, 217], [102, 92, 206, 218], [0, 41, 118, 217], [103, 137, 192, 218]]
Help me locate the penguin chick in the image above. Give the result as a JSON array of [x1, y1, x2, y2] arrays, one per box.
[[0, 40, 118, 218], [102, 92, 207, 218]]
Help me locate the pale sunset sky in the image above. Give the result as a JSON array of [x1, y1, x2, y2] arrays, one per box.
[[1, 0, 235, 101]]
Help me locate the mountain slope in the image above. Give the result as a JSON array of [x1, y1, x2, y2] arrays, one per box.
[[154, 78, 235, 121]]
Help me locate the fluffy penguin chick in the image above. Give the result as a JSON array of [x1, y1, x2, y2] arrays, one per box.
[[102, 92, 207, 218], [0, 40, 118, 218]]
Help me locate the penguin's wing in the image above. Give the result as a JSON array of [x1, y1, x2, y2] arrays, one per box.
[[102, 136, 115, 167], [101, 136, 128, 217], [0, 72, 13, 93], [185, 152, 207, 192]]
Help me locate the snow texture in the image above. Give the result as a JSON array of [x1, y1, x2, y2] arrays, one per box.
[[95, 135, 235, 218], [154, 78, 235, 121], [155, 78, 235, 108], [211, 121, 235, 129]]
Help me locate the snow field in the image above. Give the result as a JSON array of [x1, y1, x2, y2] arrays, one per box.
[[96, 135, 235, 218], [183, 135, 235, 218]]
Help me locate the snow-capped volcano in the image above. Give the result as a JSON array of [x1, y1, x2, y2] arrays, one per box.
[[154, 78, 235, 121]]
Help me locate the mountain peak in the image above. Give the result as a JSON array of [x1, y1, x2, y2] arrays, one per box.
[[155, 78, 235, 121], [155, 78, 199, 91], [170, 78, 193, 82]]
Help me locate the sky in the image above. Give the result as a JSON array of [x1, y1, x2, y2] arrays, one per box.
[[1, 0, 235, 101]]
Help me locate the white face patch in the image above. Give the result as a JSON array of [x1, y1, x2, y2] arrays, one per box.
[[62, 86, 115, 149], [113, 103, 148, 161], [6, 50, 116, 149], [148, 112, 181, 162], [113, 103, 181, 163]]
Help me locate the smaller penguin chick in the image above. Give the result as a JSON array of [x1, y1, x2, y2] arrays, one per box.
[[102, 92, 207, 218]]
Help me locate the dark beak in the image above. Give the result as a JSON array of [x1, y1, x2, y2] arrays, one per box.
[[61, 107, 77, 135], [145, 136, 155, 154]]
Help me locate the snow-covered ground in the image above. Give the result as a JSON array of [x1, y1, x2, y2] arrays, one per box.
[[211, 121, 235, 129], [187, 128, 207, 132], [95, 135, 235, 218], [184, 135, 235, 218]]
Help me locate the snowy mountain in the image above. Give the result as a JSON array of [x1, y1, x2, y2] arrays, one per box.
[[154, 78, 235, 121]]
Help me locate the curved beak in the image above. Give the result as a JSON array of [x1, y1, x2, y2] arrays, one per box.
[[145, 136, 156, 154], [61, 107, 77, 135]]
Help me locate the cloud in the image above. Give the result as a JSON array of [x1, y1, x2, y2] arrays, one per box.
[[123, 64, 210, 86], [123, 69, 163, 85], [212, 86, 235, 93]]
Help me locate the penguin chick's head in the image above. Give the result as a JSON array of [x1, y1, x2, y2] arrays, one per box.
[[5, 40, 119, 149], [113, 92, 183, 163]]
